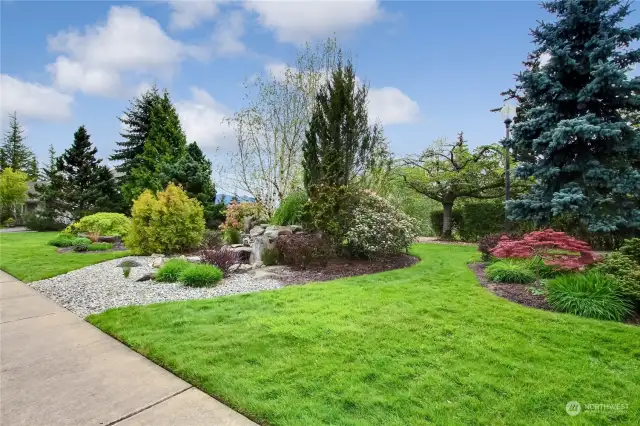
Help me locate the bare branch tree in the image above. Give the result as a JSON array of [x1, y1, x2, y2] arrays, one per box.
[[226, 38, 342, 215]]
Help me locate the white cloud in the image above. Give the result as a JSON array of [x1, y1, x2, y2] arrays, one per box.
[[176, 87, 234, 149], [212, 10, 246, 55], [47, 6, 204, 96], [245, 0, 381, 43], [368, 87, 420, 125], [265, 62, 290, 81], [46, 56, 121, 97], [167, 0, 225, 30], [265, 62, 419, 126], [1, 74, 73, 121]]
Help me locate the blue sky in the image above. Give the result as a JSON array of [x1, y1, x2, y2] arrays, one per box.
[[2, 0, 638, 190]]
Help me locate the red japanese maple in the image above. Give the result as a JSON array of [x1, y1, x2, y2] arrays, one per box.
[[491, 229, 598, 270]]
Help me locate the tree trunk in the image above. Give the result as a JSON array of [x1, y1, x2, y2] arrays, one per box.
[[442, 202, 454, 240]]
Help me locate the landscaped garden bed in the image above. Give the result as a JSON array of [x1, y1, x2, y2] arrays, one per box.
[[87, 243, 640, 425]]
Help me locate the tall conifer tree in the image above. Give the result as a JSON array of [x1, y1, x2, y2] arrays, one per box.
[[506, 0, 640, 232]]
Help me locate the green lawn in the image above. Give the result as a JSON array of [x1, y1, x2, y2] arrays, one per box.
[[88, 244, 640, 425], [0, 232, 129, 282]]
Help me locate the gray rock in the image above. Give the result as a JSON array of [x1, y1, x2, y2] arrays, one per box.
[[239, 264, 253, 271], [231, 244, 244, 248], [290, 225, 303, 233], [243, 216, 258, 233], [231, 246, 253, 253], [150, 257, 165, 268], [118, 259, 141, 268], [254, 261, 264, 268], [228, 264, 241, 273], [186, 256, 201, 263], [249, 226, 265, 237], [136, 272, 154, 282]]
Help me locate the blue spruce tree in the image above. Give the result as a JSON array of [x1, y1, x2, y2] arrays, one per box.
[[507, 0, 640, 232]]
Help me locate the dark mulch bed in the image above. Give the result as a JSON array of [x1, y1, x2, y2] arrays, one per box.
[[56, 242, 127, 254], [268, 254, 419, 286], [469, 262, 553, 311], [470, 262, 640, 326]]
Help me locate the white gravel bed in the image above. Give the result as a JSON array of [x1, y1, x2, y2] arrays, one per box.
[[29, 256, 285, 318]]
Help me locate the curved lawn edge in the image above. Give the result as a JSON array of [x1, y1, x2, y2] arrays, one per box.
[[88, 243, 640, 425], [0, 231, 130, 282]]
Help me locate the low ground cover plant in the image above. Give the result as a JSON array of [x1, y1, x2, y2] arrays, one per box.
[[49, 234, 91, 248], [65, 212, 131, 238], [546, 272, 632, 321], [593, 252, 640, 305], [261, 247, 280, 266], [486, 259, 536, 284], [620, 238, 640, 265], [72, 241, 90, 252], [179, 264, 223, 287], [87, 242, 113, 251], [155, 259, 192, 282]]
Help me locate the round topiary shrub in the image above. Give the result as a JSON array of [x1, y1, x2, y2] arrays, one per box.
[[125, 184, 205, 255], [65, 212, 131, 237], [546, 272, 632, 321], [485, 259, 536, 284], [179, 264, 223, 287]]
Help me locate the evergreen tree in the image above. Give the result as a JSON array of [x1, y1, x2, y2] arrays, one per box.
[[56, 126, 121, 221], [158, 142, 220, 224], [123, 90, 188, 203], [507, 0, 640, 232], [110, 85, 161, 182], [40, 145, 57, 183], [303, 57, 386, 193], [0, 112, 38, 179]]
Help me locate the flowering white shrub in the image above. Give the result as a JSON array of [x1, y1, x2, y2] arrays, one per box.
[[346, 190, 419, 258]]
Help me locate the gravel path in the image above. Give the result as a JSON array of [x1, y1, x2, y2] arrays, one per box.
[[29, 256, 285, 318]]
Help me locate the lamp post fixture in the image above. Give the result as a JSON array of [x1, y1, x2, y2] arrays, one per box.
[[500, 103, 517, 203]]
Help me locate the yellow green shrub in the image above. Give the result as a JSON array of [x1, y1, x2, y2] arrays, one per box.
[[125, 183, 205, 254]]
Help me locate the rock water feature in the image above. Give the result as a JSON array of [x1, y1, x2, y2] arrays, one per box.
[[226, 223, 305, 269]]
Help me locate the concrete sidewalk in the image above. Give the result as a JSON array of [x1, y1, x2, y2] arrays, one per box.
[[0, 270, 257, 426]]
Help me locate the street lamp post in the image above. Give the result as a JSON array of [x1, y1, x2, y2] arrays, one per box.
[[500, 103, 517, 203]]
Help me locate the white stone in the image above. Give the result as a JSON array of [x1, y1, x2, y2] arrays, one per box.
[[150, 257, 165, 268]]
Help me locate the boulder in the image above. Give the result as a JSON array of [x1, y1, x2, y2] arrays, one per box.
[[186, 256, 201, 263], [254, 261, 264, 268], [239, 264, 254, 271], [249, 226, 265, 237], [231, 244, 244, 248], [229, 264, 241, 273], [136, 273, 154, 282], [290, 225, 303, 233]]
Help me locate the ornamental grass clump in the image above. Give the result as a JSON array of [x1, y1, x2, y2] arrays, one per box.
[[546, 272, 632, 321], [485, 260, 536, 284], [179, 264, 223, 287], [155, 259, 191, 282]]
